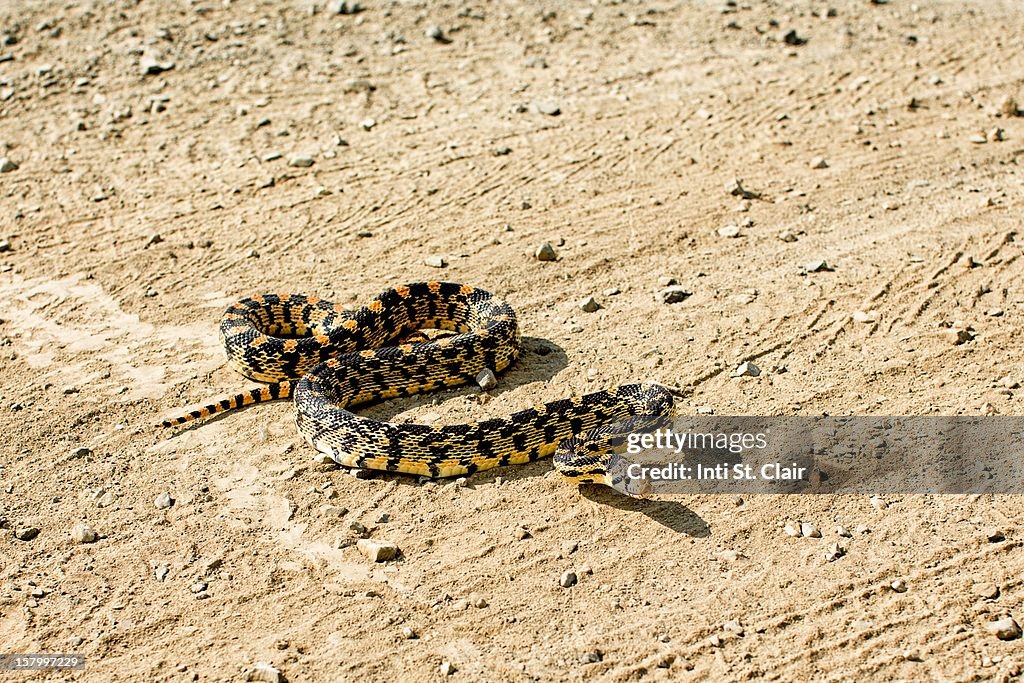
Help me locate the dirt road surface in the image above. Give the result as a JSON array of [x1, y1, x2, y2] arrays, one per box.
[[1, 0, 1023, 680]]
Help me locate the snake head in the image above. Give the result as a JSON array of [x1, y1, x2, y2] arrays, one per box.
[[605, 453, 651, 499]]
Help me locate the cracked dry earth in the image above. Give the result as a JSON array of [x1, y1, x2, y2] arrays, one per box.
[[1, 0, 1024, 681]]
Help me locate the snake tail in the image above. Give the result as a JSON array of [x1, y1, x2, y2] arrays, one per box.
[[160, 380, 297, 427]]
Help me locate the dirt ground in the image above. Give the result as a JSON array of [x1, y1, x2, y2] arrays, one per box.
[[1, 0, 1023, 680]]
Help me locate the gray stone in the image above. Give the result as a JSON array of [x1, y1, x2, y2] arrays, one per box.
[[288, 155, 314, 168], [15, 527, 39, 541], [0, 158, 17, 173], [560, 570, 578, 588], [154, 492, 174, 509], [475, 368, 497, 391], [734, 361, 761, 377], [534, 242, 558, 261], [579, 296, 600, 313]]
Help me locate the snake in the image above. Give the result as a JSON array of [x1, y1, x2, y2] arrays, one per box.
[[161, 282, 674, 494]]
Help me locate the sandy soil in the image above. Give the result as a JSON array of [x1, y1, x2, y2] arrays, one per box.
[[1, 0, 1023, 680]]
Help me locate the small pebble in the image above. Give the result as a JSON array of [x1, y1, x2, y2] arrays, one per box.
[[800, 522, 821, 538], [974, 582, 1000, 600], [985, 617, 1022, 641], [71, 523, 97, 544], [534, 242, 558, 261], [15, 527, 40, 541], [331, 0, 362, 13], [998, 95, 1020, 117], [734, 361, 761, 377], [439, 661, 457, 676], [717, 225, 741, 238], [658, 286, 692, 304], [560, 571, 578, 588], [602, 287, 620, 296], [579, 651, 602, 664], [423, 255, 447, 268], [825, 542, 845, 562], [154, 492, 174, 509], [191, 581, 208, 594], [784, 522, 801, 537], [475, 368, 497, 391], [985, 527, 1005, 543], [804, 260, 833, 273], [810, 156, 829, 169], [468, 593, 488, 608], [360, 118, 376, 130], [140, 54, 174, 75], [534, 100, 561, 116], [726, 178, 760, 199], [836, 526, 852, 538], [782, 29, 807, 46], [579, 296, 600, 313], [288, 155, 314, 168], [778, 229, 798, 242], [402, 626, 417, 639], [852, 310, 877, 323], [870, 496, 887, 510], [246, 661, 284, 683], [356, 539, 399, 562], [425, 25, 449, 43], [0, 158, 18, 173], [890, 579, 908, 593]]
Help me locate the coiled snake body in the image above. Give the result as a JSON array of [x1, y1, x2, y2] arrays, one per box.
[[162, 282, 673, 493]]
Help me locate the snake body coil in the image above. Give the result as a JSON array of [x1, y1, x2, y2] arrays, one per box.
[[163, 282, 673, 492]]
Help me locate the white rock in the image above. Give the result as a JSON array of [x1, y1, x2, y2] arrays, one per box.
[[800, 522, 821, 538], [356, 539, 399, 562], [71, 523, 97, 544], [985, 616, 1021, 640], [0, 157, 17, 173], [154, 492, 174, 509]]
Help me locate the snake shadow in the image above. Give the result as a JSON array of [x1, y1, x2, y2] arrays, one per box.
[[578, 486, 711, 537]]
